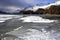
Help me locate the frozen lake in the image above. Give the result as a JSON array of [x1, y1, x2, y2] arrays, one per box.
[[0, 14, 60, 40]]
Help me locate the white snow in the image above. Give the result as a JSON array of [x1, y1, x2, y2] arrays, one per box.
[[13, 26, 23, 31], [0, 14, 21, 23], [5, 28, 60, 40], [18, 28, 60, 40], [0, 21, 5, 23], [20, 16, 56, 23], [4, 16, 59, 40], [6, 26, 60, 40], [26, 1, 60, 11]]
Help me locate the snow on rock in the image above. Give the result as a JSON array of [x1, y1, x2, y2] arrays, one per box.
[[20, 16, 56, 23]]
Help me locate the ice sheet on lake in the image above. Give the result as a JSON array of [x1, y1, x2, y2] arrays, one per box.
[[0, 14, 22, 23], [7, 28, 60, 40], [20, 16, 56, 23], [20, 29, 60, 40], [3, 15, 60, 40]]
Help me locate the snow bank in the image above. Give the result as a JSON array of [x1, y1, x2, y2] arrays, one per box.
[[20, 16, 56, 23]]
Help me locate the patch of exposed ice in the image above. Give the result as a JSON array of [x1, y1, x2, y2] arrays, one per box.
[[20, 16, 56, 23]]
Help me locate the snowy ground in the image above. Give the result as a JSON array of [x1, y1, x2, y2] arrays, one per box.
[[20, 16, 56, 23], [0, 14, 60, 40], [0, 14, 23, 23]]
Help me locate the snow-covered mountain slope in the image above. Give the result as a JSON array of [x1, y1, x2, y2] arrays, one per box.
[[26, 1, 60, 11]]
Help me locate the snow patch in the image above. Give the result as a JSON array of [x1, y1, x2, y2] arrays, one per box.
[[26, 1, 60, 11], [20, 16, 56, 23], [0, 21, 5, 23], [14, 26, 23, 31], [0, 14, 21, 23]]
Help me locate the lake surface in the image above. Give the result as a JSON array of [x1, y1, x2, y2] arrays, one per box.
[[0, 14, 60, 40]]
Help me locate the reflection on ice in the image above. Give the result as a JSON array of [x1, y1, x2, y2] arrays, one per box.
[[20, 16, 56, 23]]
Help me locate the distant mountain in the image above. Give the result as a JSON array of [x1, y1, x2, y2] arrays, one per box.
[[0, 10, 20, 14], [25, 1, 60, 11], [44, 5, 60, 15], [0, 8, 21, 14], [20, 5, 60, 15], [0, 1, 60, 14], [0, 11, 9, 14], [0, 6, 21, 14]]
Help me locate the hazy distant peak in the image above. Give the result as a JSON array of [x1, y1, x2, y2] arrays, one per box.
[[0, 6, 22, 13]]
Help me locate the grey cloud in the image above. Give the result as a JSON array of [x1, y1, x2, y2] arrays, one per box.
[[0, 0, 59, 13], [0, 0, 33, 8]]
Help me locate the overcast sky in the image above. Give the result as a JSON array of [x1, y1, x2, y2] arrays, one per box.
[[0, 0, 58, 13], [0, 0, 57, 7]]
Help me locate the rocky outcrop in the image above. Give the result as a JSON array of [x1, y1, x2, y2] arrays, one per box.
[[44, 5, 60, 15], [34, 8, 45, 14], [20, 10, 34, 14], [20, 8, 45, 14]]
